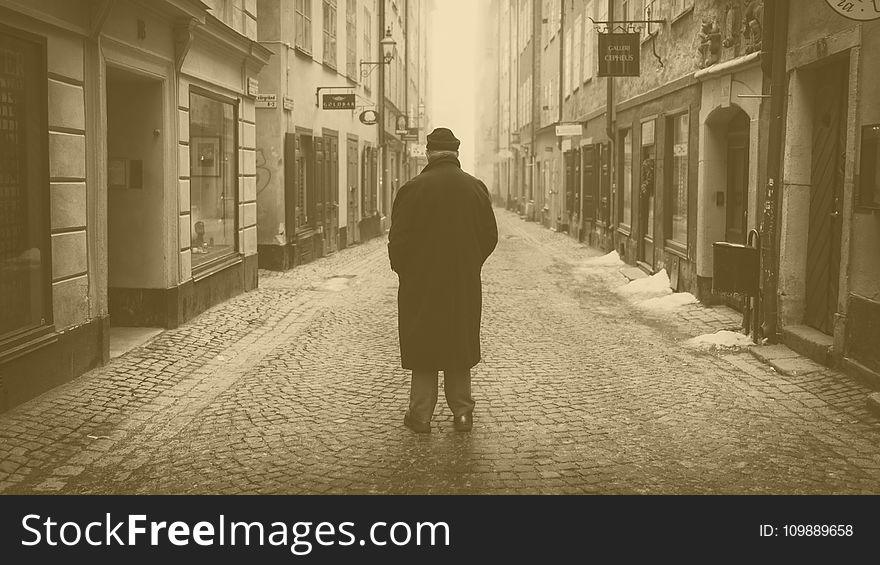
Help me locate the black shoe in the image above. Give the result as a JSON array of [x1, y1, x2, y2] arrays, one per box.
[[404, 411, 431, 433], [453, 412, 473, 432]]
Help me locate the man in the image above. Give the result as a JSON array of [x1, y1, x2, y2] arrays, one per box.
[[388, 127, 498, 433]]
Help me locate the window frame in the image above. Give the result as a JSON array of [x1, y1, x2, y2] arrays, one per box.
[[665, 109, 690, 255], [188, 86, 241, 275], [0, 23, 55, 360], [617, 127, 633, 234], [323, 0, 338, 70], [295, 0, 313, 55], [345, 0, 357, 81]]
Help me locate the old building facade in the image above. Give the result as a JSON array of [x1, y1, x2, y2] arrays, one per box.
[[0, 0, 270, 412]]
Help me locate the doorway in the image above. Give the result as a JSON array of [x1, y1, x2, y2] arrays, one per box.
[[725, 112, 750, 244], [638, 120, 656, 269], [105, 66, 165, 354], [805, 60, 847, 335], [346, 137, 359, 246]]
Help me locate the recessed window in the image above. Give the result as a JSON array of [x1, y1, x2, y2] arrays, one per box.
[[858, 124, 880, 209], [189, 91, 238, 268], [0, 28, 51, 342], [667, 112, 689, 247]]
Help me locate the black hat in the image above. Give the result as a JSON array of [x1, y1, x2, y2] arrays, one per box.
[[426, 127, 460, 151]]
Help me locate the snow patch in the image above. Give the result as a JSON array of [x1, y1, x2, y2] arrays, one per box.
[[615, 268, 672, 301], [581, 251, 624, 266], [686, 330, 754, 349], [638, 292, 699, 312]]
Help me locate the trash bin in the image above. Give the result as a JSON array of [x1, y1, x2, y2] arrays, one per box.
[[712, 241, 759, 296]]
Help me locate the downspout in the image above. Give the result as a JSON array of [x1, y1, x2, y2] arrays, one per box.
[[760, 0, 790, 342], [530, 0, 537, 206]]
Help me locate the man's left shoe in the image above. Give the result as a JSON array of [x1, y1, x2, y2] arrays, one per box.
[[404, 411, 431, 433], [453, 412, 473, 432]]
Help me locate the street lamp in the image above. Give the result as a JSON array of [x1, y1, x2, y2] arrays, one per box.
[[359, 26, 396, 80]]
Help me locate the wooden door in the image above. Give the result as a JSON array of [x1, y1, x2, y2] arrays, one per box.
[[805, 61, 847, 334], [725, 112, 749, 244], [346, 138, 359, 245]]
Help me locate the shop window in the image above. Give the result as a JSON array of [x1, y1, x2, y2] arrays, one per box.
[[323, 0, 338, 69], [618, 128, 632, 230], [189, 90, 238, 268], [858, 124, 880, 209], [666, 112, 689, 248], [295, 0, 312, 54], [0, 27, 51, 344]]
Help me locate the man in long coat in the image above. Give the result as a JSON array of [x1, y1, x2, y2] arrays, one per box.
[[388, 127, 498, 433]]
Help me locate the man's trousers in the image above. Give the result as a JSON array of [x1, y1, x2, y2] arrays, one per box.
[[408, 369, 474, 422]]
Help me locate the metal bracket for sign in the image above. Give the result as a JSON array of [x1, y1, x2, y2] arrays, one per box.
[[590, 18, 668, 70], [315, 86, 356, 107], [588, 18, 667, 34]]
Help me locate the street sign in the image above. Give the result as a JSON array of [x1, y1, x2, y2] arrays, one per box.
[[597, 33, 640, 77], [283, 97, 294, 111], [555, 123, 582, 137], [247, 77, 259, 96], [323, 93, 356, 110], [255, 94, 277, 109]]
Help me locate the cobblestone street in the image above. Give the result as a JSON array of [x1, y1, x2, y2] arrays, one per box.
[[1, 210, 879, 494]]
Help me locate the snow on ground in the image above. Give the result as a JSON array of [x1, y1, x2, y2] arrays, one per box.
[[615, 268, 672, 301], [637, 292, 699, 312], [581, 251, 625, 266], [685, 330, 754, 349]]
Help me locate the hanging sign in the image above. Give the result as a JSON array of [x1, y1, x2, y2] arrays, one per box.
[[824, 0, 880, 21], [395, 115, 408, 135], [401, 127, 419, 141], [597, 33, 640, 77], [556, 123, 583, 137], [359, 109, 378, 125], [323, 94, 356, 110]]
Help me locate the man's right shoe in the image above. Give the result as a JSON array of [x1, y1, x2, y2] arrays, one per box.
[[453, 412, 473, 432], [404, 411, 431, 433]]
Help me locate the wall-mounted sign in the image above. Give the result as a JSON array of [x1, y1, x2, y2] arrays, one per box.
[[597, 33, 640, 77], [824, 0, 880, 21], [359, 109, 378, 124], [283, 97, 294, 111], [247, 77, 259, 96], [409, 145, 426, 158], [555, 123, 583, 137], [323, 93, 355, 110], [255, 94, 277, 108]]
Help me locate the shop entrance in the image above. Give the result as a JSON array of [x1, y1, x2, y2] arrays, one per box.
[[805, 60, 847, 335], [105, 66, 166, 355]]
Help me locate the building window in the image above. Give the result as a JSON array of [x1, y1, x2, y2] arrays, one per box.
[[295, 0, 312, 53], [667, 112, 689, 247], [189, 90, 238, 268], [583, 0, 594, 82], [346, 0, 357, 80], [563, 28, 571, 96], [573, 16, 582, 89], [672, 0, 694, 20], [641, 119, 656, 241], [362, 6, 371, 90], [619, 128, 632, 229], [323, 0, 338, 68], [0, 27, 51, 343]]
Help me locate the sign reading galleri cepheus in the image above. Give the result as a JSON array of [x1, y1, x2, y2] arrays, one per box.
[[597, 33, 640, 77]]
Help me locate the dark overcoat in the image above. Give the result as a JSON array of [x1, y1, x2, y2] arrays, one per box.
[[388, 155, 498, 370]]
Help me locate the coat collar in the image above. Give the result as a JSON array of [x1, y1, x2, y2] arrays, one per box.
[[422, 154, 461, 172]]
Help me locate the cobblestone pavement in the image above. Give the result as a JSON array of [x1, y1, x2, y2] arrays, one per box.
[[1, 210, 879, 494]]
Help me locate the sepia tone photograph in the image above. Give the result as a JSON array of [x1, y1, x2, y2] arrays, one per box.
[[1, 0, 880, 498]]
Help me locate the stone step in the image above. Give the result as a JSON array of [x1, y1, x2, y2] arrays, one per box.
[[781, 324, 834, 367]]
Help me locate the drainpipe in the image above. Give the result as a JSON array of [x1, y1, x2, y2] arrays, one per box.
[[760, 0, 789, 342], [605, 0, 616, 235]]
